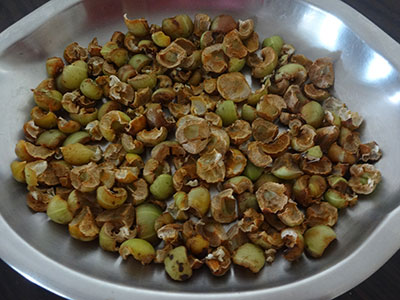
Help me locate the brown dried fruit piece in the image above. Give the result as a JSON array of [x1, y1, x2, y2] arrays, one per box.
[[359, 142, 382, 162], [69, 206, 99, 241], [225, 149, 247, 178], [64, 42, 88, 63], [15, 140, 54, 161], [196, 149, 226, 183], [293, 175, 327, 207], [283, 85, 308, 113], [271, 153, 303, 180], [306, 202, 338, 227], [204, 126, 230, 155], [301, 156, 333, 176], [251, 118, 278, 143], [247, 141, 273, 168], [217, 72, 251, 102], [238, 208, 264, 233], [291, 125, 316, 152], [201, 44, 228, 73], [176, 115, 210, 154], [256, 182, 289, 214], [277, 201, 305, 227], [70, 162, 101, 193], [222, 30, 248, 59], [156, 42, 187, 68], [256, 94, 287, 122], [281, 228, 304, 262], [309, 57, 334, 89], [348, 164, 381, 195], [205, 246, 231, 276], [304, 83, 329, 101], [226, 120, 252, 145], [262, 132, 291, 157], [211, 188, 237, 223]]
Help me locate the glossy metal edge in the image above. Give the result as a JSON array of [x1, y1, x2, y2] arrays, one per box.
[[0, 0, 400, 299]]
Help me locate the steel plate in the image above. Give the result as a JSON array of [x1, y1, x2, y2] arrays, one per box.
[[0, 0, 400, 299]]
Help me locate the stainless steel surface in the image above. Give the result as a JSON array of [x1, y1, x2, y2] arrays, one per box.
[[1, 0, 400, 299]]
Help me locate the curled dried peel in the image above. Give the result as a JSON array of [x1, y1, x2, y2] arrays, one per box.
[[217, 72, 251, 102], [205, 246, 231, 276], [201, 43, 228, 73], [348, 164, 381, 195], [250, 46, 278, 78], [359, 142, 382, 163], [69, 206, 99, 242], [323, 97, 363, 130], [204, 126, 230, 155], [301, 156, 333, 176], [226, 120, 252, 145], [225, 148, 247, 178], [256, 94, 287, 122], [309, 57, 334, 89], [196, 149, 226, 183], [277, 201, 305, 227], [156, 42, 187, 68], [291, 125, 316, 152], [238, 208, 264, 233], [222, 29, 248, 59], [109, 80, 134, 106], [247, 141, 273, 168], [211, 188, 237, 223], [306, 202, 338, 227], [15, 140, 55, 161], [252, 118, 278, 143], [70, 162, 101, 193], [262, 132, 291, 157], [281, 228, 304, 262], [176, 115, 210, 154], [256, 182, 288, 214], [99, 110, 131, 142]]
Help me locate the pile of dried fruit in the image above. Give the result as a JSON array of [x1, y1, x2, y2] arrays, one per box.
[[10, 13, 382, 281]]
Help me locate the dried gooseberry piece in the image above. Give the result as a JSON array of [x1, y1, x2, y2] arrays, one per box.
[[156, 42, 187, 68], [256, 182, 288, 214], [193, 13, 211, 37], [348, 164, 382, 195], [247, 141, 273, 168], [175, 115, 210, 154], [256, 94, 287, 122], [271, 153, 303, 180], [205, 246, 231, 276], [250, 47, 278, 78], [211, 15, 237, 34], [251, 118, 278, 143], [204, 126, 230, 155], [262, 132, 291, 157], [211, 188, 237, 223], [238, 19, 254, 40], [64, 42, 88, 63], [359, 142, 382, 162], [201, 44, 228, 74], [306, 202, 338, 227], [226, 120, 252, 145], [225, 148, 247, 178], [217, 72, 251, 102], [196, 149, 226, 183], [222, 29, 248, 59], [309, 57, 335, 89]]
